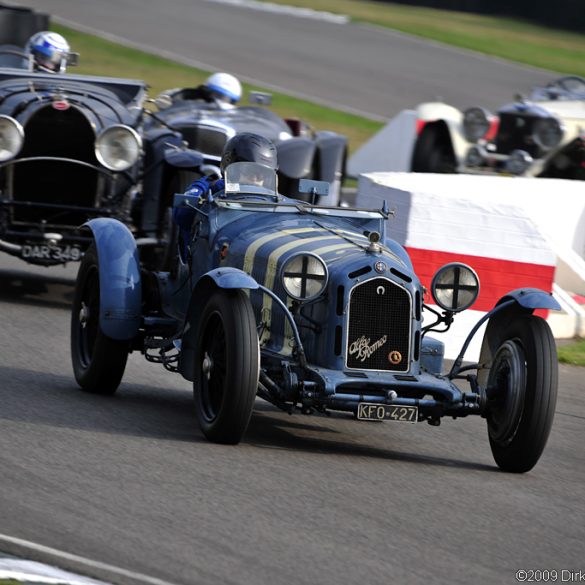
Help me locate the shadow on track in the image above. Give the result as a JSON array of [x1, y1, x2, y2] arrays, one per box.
[[0, 268, 75, 309], [0, 363, 496, 472], [246, 403, 497, 472], [0, 364, 203, 443]]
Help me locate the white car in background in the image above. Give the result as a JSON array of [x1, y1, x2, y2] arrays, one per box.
[[410, 75, 585, 180]]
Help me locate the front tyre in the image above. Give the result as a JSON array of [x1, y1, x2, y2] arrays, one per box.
[[71, 243, 129, 394], [411, 125, 457, 173], [193, 289, 259, 444], [486, 315, 558, 473]]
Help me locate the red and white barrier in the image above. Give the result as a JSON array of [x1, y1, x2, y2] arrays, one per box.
[[356, 172, 585, 359]]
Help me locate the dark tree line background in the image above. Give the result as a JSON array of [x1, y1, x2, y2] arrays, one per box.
[[374, 0, 585, 33]]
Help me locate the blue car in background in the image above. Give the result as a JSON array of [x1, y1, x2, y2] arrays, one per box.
[[70, 162, 560, 473]]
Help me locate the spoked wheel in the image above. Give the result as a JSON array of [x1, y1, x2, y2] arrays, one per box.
[[71, 243, 129, 395], [193, 289, 259, 444], [486, 315, 558, 473]]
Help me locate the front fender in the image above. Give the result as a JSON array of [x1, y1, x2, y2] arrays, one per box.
[[277, 138, 316, 179], [496, 288, 561, 311], [415, 102, 468, 161], [315, 130, 347, 183], [85, 218, 141, 341], [476, 288, 560, 386], [179, 268, 259, 381]]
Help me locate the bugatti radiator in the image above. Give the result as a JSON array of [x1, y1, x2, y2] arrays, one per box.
[[9, 106, 99, 228]]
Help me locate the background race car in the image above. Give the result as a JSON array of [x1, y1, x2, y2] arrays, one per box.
[[148, 86, 348, 205], [0, 48, 203, 268], [410, 75, 585, 180]]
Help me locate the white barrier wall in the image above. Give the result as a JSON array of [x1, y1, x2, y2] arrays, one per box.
[[347, 111, 417, 176], [356, 172, 585, 358]]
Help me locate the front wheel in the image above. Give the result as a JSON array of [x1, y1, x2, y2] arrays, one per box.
[[486, 315, 558, 473], [71, 243, 129, 394], [411, 126, 457, 173], [193, 289, 260, 444]]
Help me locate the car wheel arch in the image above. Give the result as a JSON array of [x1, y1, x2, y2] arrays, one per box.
[[411, 120, 457, 173], [179, 269, 260, 381]]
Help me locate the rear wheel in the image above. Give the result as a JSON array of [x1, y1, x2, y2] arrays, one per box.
[[486, 315, 558, 473], [193, 289, 259, 444], [71, 243, 129, 394]]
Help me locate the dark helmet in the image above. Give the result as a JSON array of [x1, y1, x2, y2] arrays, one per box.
[[220, 132, 278, 172]]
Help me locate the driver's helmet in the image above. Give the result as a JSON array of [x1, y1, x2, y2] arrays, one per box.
[[204, 72, 242, 105], [220, 132, 278, 173], [26, 31, 71, 73]]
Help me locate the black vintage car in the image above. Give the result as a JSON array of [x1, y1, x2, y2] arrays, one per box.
[[0, 62, 202, 267], [148, 87, 348, 205]]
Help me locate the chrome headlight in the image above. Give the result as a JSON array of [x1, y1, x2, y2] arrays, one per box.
[[95, 125, 142, 171], [533, 116, 564, 150], [0, 115, 24, 162], [462, 107, 491, 143], [281, 253, 328, 301], [431, 263, 480, 312]]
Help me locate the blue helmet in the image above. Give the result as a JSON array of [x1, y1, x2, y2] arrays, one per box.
[[26, 31, 71, 73]]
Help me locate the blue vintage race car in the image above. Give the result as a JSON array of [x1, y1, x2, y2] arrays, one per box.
[[70, 162, 560, 473]]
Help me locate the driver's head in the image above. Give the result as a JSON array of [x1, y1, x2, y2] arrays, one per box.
[[26, 31, 71, 73], [220, 133, 278, 174], [204, 72, 242, 105]]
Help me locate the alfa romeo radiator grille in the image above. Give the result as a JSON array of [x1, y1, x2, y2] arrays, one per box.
[[346, 278, 411, 372]]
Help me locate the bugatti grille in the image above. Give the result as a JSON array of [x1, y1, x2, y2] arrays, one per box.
[[495, 113, 541, 157], [11, 106, 99, 227], [346, 278, 411, 372]]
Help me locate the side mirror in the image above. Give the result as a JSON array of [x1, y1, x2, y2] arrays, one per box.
[[67, 52, 79, 67]]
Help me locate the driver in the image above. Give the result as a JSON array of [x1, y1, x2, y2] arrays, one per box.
[[173, 132, 278, 260], [202, 72, 242, 107], [25, 31, 72, 73]]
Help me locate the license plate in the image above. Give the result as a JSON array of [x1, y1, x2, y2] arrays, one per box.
[[21, 242, 83, 262], [357, 403, 418, 423]]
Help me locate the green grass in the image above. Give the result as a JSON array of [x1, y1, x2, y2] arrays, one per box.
[[557, 338, 585, 367], [52, 24, 382, 154], [259, 0, 585, 77]]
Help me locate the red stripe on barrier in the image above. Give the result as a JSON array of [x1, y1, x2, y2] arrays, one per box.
[[405, 247, 556, 313]]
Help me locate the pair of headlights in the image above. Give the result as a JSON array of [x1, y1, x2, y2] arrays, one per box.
[[0, 114, 142, 171], [462, 107, 564, 150], [282, 252, 479, 314]]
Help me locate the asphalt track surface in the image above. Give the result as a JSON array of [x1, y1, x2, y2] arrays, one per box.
[[0, 255, 584, 585], [1, 3, 584, 584], [7, 0, 556, 121]]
